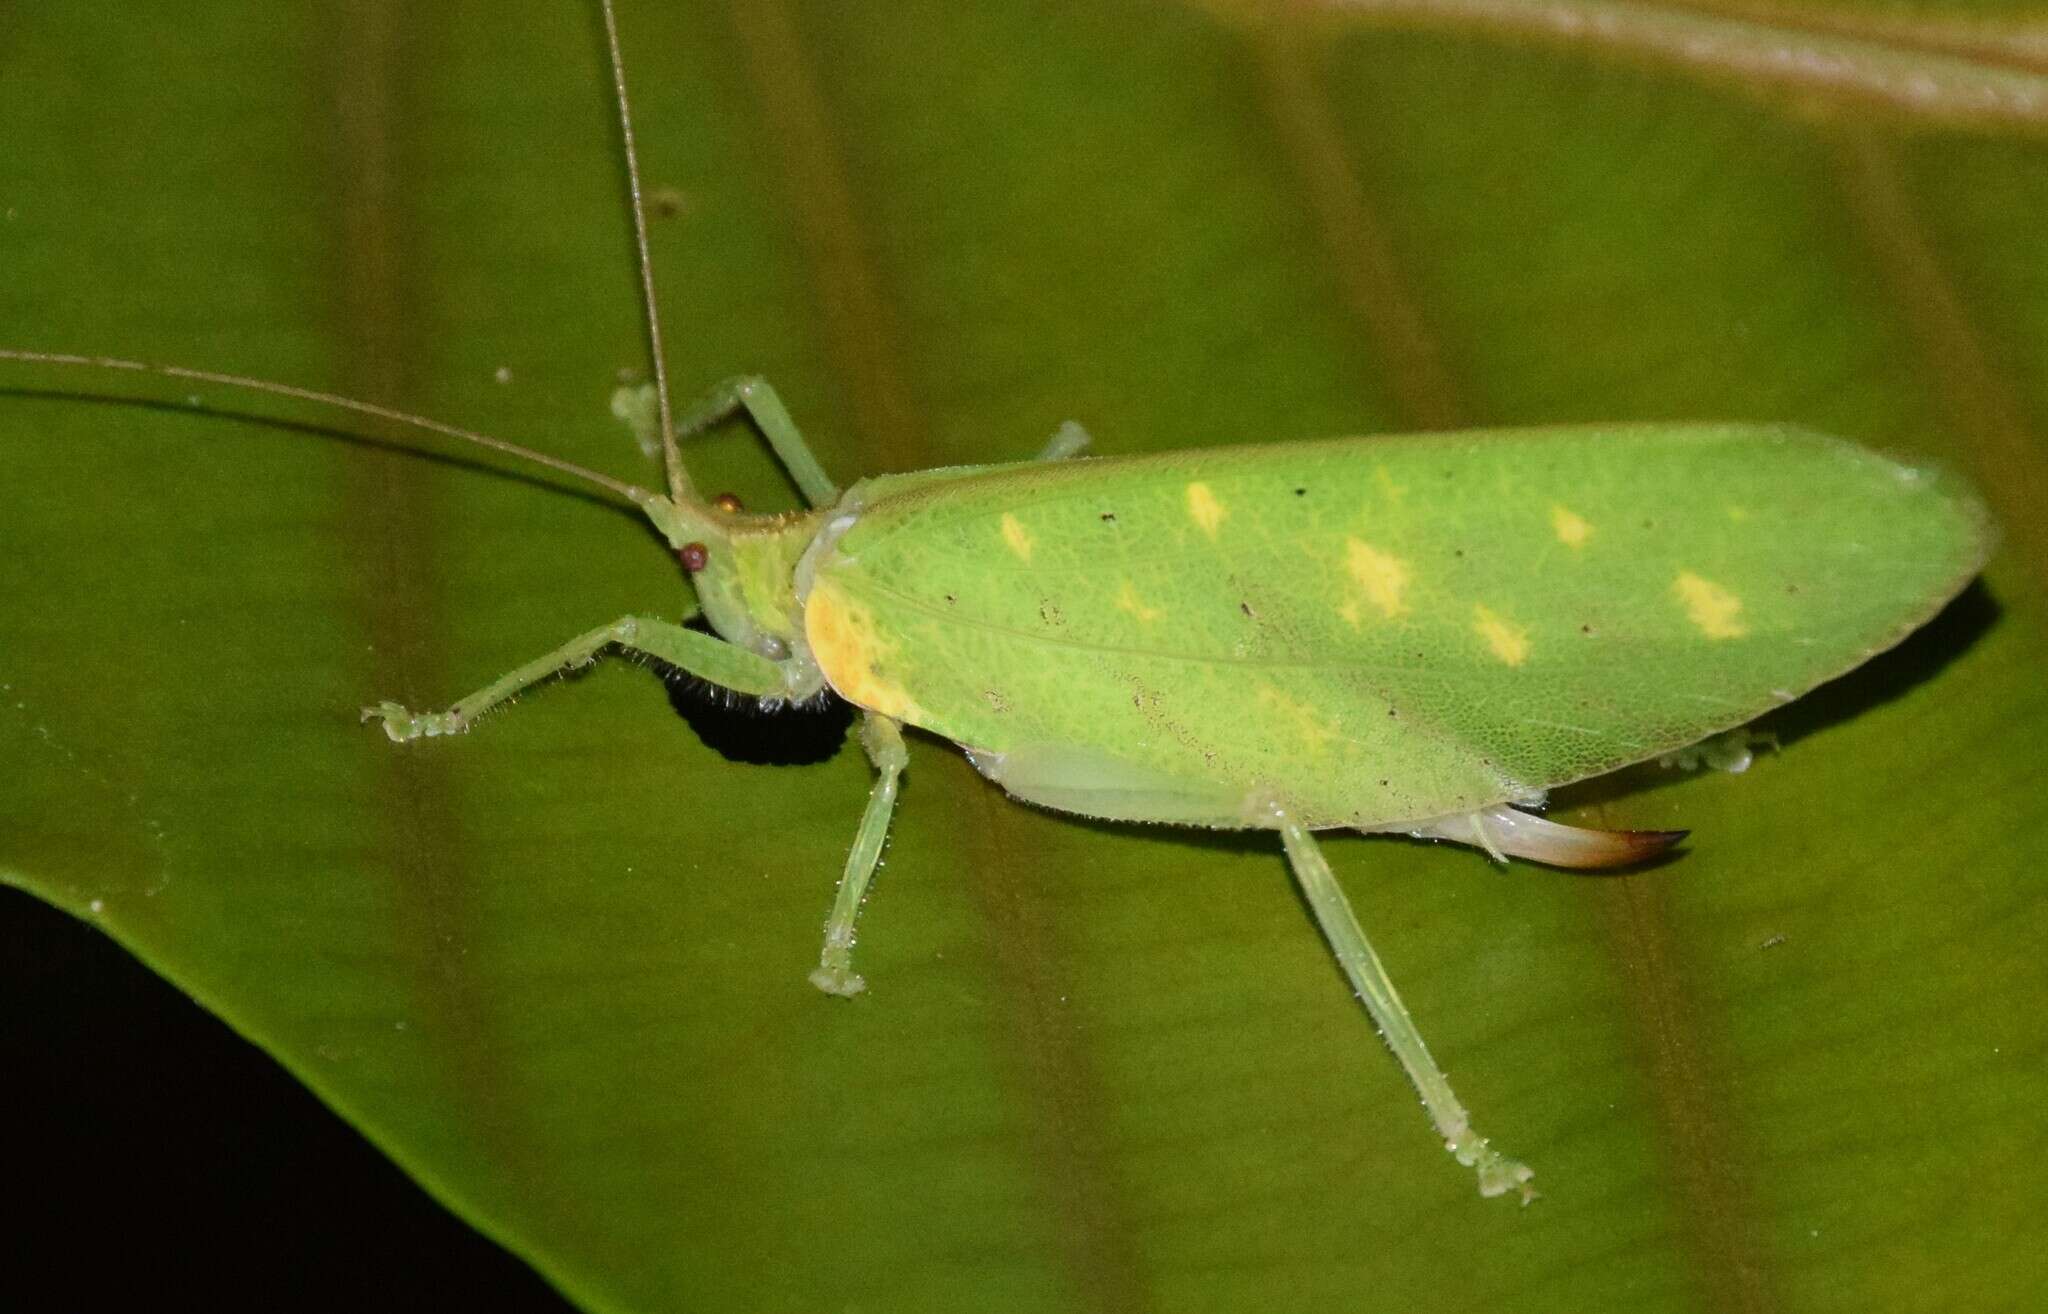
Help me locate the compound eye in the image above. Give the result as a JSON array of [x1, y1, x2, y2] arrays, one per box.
[[678, 542, 709, 572], [712, 492, 744, 514]]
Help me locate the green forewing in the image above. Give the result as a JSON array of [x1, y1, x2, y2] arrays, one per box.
[[814, 425, 1986, 829]]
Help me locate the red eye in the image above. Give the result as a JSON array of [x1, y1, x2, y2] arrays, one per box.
[[678, 542, 709, 571]]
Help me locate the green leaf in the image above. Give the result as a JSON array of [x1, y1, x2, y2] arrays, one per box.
[[4, 2, 2043, 1310]]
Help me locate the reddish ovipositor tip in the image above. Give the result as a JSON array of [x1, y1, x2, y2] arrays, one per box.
[[1580, 828, 1690, 869]]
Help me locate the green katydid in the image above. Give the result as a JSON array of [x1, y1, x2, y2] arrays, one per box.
[[0, 0, 1990, 1205]]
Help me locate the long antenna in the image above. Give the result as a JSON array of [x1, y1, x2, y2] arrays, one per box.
[[597, 0, 689, 504], [0, 348, 652, 503]]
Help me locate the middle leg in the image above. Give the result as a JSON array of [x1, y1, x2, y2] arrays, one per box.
[[810, 712, 909, 997]]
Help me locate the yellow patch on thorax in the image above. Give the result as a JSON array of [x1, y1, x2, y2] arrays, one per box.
[[1344, 538, 1411, 618], [1000, 513, 1034, 562], [802, 581, 924, 720], [1549, 503, 1591, 548], [1185, 482, 1226, 538], [1471, 605, 1530, 666], [1114, 581, 1165, 623], [1673, 570, 1747, 639]]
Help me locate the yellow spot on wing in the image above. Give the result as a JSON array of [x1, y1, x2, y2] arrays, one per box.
[[1000, 513, 1034, 562], [803, 582, 925, 720], [1674, 570, 1747, 638], [1472, 605, 1530, 666], [1345, 538, 1411, 618], [1114, 581, 1165, 623], [1374, 466, 1406, 503], [1257, 686, 1341, 756], [1550, 504, 1591, 548], [1185, 482, 1226, 538]]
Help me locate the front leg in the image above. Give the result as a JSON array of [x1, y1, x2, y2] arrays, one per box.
[[364, 615, 802, 741], [612, 376, 838, 508], [677, 376, 840, 508]]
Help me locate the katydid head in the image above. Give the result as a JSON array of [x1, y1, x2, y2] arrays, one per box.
[[612, 378, 827, 661], [629, 476, 823, 664]]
